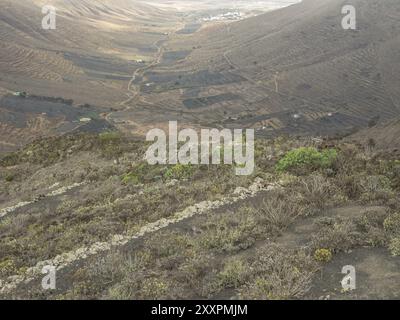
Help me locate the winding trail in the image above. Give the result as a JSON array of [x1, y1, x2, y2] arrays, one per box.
[[104, 38, 168, 127], [105, 21, 187, 126], [119, 38, 167, 107], [274, 72, 280, 93]]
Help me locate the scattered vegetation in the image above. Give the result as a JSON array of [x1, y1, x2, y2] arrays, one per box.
[[0, 132, 144, 166], [1, 133, 399, 300], [237, 246, 318, 300], [384, 212, 400, 256], [0, 259, 17, 277], [164, 164, 195, 180], [389, 238, 400, 256]]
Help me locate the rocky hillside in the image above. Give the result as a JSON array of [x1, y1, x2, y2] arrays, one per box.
[[1, 132, 400, 299]]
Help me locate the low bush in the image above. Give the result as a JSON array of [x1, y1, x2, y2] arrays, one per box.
[[276, 147, 337, 174], [384, 212, 400, 235], [198, 213, 258, 253], [296, 174, 339, 211], [359, 175, 394, 204], [164, 164, 195, 180], [0, 259, 17, 277], [257, 191, 304, 231], [121, 162, 164, 184], [238, 245, 317, 299], [314, 249, 332, 263], [389, 238, 400, 256], [5, 174, 14, 182], [311, 219, 362, 253], [218, 258, 250, 288]]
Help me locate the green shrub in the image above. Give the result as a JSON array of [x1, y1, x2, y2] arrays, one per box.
[[5, 174, 14, 182], [139, 277, 169, 300], [218, 258, 249, 288], [389, 238, 400, 256], [164, 164, 195, 180], [314, 248, 332, 263], [383, 212, 400, 256], [99, 131, 121, 143], [276, 147, 337, 174], [384, 213, 400, 235], [0, 259, 17, 277], [122, 171, 141, 185], [379, 160, 400, 191], [122, 162, 164, 184]]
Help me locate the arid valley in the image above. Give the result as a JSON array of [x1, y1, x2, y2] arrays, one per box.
[[1, 0, 400, 301]]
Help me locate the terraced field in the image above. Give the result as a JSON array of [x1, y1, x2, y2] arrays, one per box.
[[0, 0, 182, 151], [2, 0, 399, 145], [124, 0, 400, 138]]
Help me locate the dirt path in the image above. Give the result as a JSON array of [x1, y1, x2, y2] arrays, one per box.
[[307, 247, 400, 300], [104, 38, 167, 127], [274, 72, 280, 93], [105, 22, 187, 127], [274, 204, 400, 300], [119, 38, 167, 107]]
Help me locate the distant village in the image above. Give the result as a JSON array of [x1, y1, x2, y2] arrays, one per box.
[[202, 11, 245, 22]]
